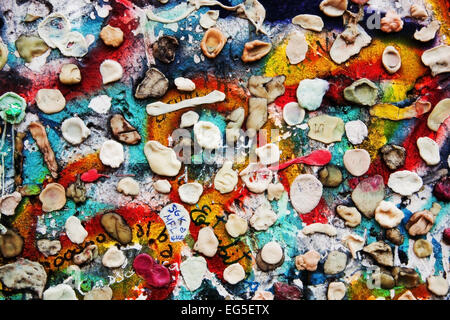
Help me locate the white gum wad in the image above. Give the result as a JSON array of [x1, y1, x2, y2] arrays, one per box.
[[99, 140, 124, 168], [417, 137, 440, 165], [100, 59, 123, 84], [178, 182, 203, 204], [290, 174, 323, 214], [387, 170, 423, 196], [214, 160, 238, 194], [193, 226, 219, 257], [223, 263, 246, 284], [144, 140, 181, 177], [225, 214, 248, 237]]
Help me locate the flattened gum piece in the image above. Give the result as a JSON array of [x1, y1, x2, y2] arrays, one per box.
[[291, 14, 324, 32], [351, 175, 385, 218], [180, 256, 207, 291], [35, 89, 66, 114], [65, 216, 88, 244], [388, 170, 423, 196], [117, 177, 140, 196], [327, 282, 346, 300], [295, 250, 320, 271], [225, 214, 248, 237], [39, 183, 66, 212], [421, 45, 450, 76], [100, 59, 123, 84], [302, 223, 337, 236], [414, 20, 440, 42], [59, 64, 81, 85], [135, 68, 169, 99], [28, 122, 58, 178], [324, 250, 347, 274], [99, 140, 124, 168], [193, 226, 219, 257], [15, 35, 49, 63], [320, 0, 348, 17], [343, 78, 378, 106], [223, 263, 246, 284], [417, 137, 440, 165], [413, 239, 432, 258], [260, 241, 283, 264], [427, 276, 449, 296], [405, 210, 434, 236], [201, 28, 226, 58], [178, 182, 203, 204], [153, 180, 171, 193], [330, 25, 371, 64], [374, 200, 404, 229], [307, 114, 344, 144], [152, 36, 179, 64], [336, 205, 361, 227], [100, 212, 132, 245], [100, 25, 124, 47], [0, 42, 8, 70], [363, 241, 393, 267], [246, 97, 268, 137], [380, 11, 403, 33], [102, 246, 126, 268], [343, 149, 371, 177], [250, 203, 277, 230], [0, 229, 23, 258], [382, 46, 401, 74], [397, 290, 416, 300], [285, 31, 308, 64], [214, 161, 238, 194], [267, 182, 284, 201], [241, 40, 272, 62], [290, 174, 323, 214], [427, 98, 450, 131], [144, 141, 181, 177]]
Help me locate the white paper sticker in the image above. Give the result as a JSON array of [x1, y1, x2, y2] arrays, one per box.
[[159, 203, 190, 242]]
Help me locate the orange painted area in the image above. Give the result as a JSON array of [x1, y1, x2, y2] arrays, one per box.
[[57, 152, 105, 188]]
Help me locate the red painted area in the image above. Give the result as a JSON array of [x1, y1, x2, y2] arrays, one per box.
[[274, 85, 297, 108], [12, 200, 42, 261], [57, 154, 105, 187], [364, 158, 392, 186], [298, 198, 330, 225], [324, 77, 353, 106], [224, 187, 250, 213]]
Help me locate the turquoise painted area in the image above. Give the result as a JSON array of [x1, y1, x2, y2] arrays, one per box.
[[173, 285, 195, 300], [41, 198, 113, 235], [22, 135, 50, 185], [252, 192, 303, 277]]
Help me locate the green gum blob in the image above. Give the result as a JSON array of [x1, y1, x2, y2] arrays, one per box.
[[0, 92, 27, 124], [15, 35, 49, 63]]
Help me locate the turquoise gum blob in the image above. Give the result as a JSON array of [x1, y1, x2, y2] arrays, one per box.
[[0, 92, 27, 124]]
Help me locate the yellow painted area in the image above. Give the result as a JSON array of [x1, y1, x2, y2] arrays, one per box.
[[360, 118, 387, 160], [264, 34, 427, 93], [427, 0, 450, 44], [370, 102, 430, 120], [264, 36, 338, 86]]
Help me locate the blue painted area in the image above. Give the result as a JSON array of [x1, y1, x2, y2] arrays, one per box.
[[431, 237, 444, 274]]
